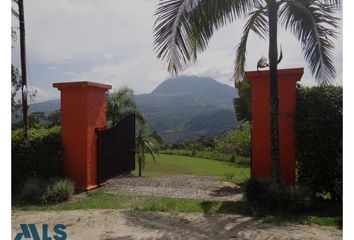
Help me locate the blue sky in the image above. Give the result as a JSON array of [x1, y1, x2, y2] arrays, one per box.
[[11, 0, 343, 103]]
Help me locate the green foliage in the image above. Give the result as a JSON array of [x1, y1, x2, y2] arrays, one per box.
[[17, 178, 74, 205], [12, 126, 63, 193], [243, 179, 313, 213], [295, 85, 342, 201], [46, 110, 61, 127], [234, 80, 251, 122], [28, 111, 46, 128], [235, 155, 251, 165], [11, 64, 21, 119], [18, 178, 46, 204], [42, 179, 75, 204], [164, 136, 215, 151], [161, 149, 228, 161], [135, 124, 162, 176], [106, 87, 138, 126], [215, 121, 251, 157], [12, 110, 61, 129]]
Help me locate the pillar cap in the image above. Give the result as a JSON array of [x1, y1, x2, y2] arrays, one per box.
[[245, 67, 304, 81], [53, 81, 112, 90]]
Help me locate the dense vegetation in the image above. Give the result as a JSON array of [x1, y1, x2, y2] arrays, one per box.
[[295, 85, 342, 201], [12, 127, 63, 190], [161, 121, 251, 166]]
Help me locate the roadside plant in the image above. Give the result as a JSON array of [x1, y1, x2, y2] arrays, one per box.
[[42, 178, 75, 204]]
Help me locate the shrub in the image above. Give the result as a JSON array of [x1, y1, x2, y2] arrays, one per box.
[[295, 86, 342, 201], [243, 178, 313, 213], [215, 121, 251, 157], [234, 155, 251, 165], [12, 126, 63, 194], [42, 179, 75, 204], [18, 178, 46, 204]]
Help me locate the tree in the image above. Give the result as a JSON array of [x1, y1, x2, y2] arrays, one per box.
[[11, 65, 22, 119], [234, 80, 252, 123], [47, 110, 61, 127], [135, 124, 163, 177], [106, 87, 137, 126], [28, 111, 46, 128], [11, 2, 21, 120], [153, 0, 340, 184]]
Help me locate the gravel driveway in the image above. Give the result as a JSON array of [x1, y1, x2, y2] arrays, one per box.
[[106, 174, 243, 201]]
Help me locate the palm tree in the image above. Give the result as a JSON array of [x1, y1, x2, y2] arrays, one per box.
[[153, 0, 340, 184], [135, 124, 163, 177], [106, 86, 138, 126]]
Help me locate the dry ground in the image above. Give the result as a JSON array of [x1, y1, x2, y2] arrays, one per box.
[[12, 209, 342, 240]]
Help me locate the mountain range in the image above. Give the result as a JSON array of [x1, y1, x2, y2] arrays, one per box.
[[28, 75, 239, 143]]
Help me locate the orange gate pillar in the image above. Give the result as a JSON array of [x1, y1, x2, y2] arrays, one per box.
[[53, 81, 111, 190], [245, 68, 303, 185]]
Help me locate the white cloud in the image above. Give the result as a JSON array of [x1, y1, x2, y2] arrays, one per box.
[[11, 1, 342, 97], [17, 0, 155, 65]]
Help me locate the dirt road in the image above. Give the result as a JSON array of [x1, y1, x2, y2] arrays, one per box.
[[12, 209, 342, 240]]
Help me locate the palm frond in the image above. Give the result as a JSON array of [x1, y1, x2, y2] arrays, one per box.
[[144, 141, 157, 164], [279, 0, 340, 84], [317, 0, 341, 8], [154, 0, 258, 75], [234, 8, 268, 82]]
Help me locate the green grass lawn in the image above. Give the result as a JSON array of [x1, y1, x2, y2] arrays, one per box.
[[132, 154, 250, 183]]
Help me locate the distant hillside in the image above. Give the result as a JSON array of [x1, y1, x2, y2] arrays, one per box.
[[152, 76, 235, 96], [29, 100, 60, 114], [27, 75, 238, 143], [135, 76, 238, 143]]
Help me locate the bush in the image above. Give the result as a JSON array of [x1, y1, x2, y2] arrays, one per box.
[[42, 179, 75, 204], [295, 86, 342, 201], [12, 126, 63, 194], [243, 178, 313, 213], [234, 155, 251, 165], [18, 178, 46, 204], [17, 178, 74, 205], [215, 121, 251, 157]]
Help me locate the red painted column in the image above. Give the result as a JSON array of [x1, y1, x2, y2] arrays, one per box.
[[246, 68, 303, 185], [53, 81, 111, 190]]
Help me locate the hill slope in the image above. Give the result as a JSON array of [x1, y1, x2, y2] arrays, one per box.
[[28, 76, 238, 143], [134, 76, 238, 143]]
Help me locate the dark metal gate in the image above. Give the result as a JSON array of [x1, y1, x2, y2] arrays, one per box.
[[97, 114, 135, 182]]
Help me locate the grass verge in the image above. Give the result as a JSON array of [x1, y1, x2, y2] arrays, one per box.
[[132, 154, 250, 183], [13, 188, 341, 228]]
